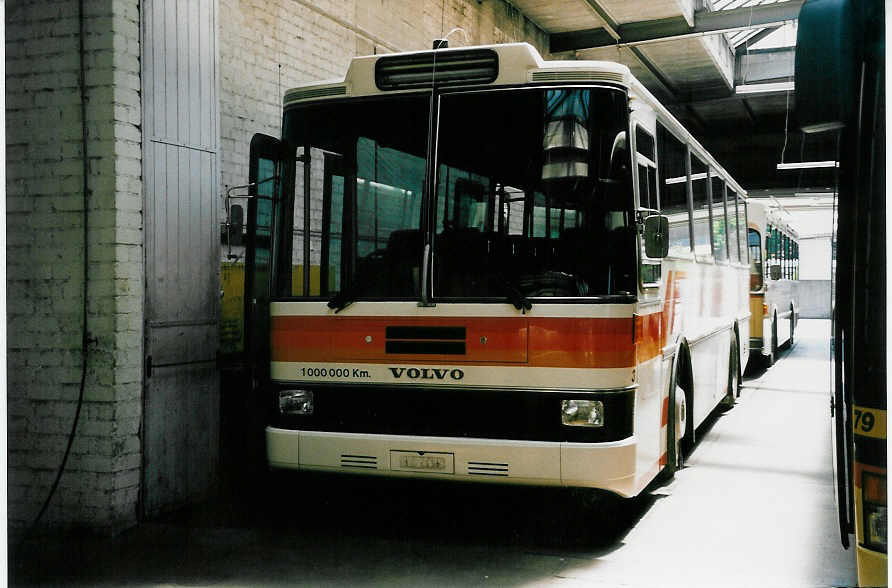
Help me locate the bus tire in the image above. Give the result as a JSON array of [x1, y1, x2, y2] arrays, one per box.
[[765, 316, 777, 367], [788, 304, 796, 348], [667, 351, 691, 475], [720, 332, 739, 411], [672, 382, 688, 472]]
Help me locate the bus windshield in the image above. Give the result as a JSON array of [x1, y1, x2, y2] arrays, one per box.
[[281, 86, 635, 302], [748, 228, 763, 291]]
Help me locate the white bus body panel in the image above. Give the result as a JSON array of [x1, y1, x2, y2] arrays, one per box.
[[267, 428, 645, 497]]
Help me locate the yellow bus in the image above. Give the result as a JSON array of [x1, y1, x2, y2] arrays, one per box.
[[746, 199, 799, 368]]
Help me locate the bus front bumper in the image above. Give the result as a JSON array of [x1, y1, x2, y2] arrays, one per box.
[[266, 427, 641, 497]]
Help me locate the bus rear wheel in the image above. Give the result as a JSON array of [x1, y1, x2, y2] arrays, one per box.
[[720, 333, 739, 410]]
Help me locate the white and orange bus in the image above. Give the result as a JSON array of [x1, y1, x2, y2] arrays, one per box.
[[746, 199, 799, 368], [240, 43, 750, 498]]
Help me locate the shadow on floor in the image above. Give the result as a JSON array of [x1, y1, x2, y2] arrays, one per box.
[[11, 471, 658, 586]]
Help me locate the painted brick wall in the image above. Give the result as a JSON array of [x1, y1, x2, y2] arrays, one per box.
[[5, 0, 551, 536], [6, 0, 143, 535]]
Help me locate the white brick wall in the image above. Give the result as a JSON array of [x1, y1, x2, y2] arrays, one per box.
[[6, 0, 143, 535]]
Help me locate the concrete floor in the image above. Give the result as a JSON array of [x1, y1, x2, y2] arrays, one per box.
[[12, 319, 857, 587]]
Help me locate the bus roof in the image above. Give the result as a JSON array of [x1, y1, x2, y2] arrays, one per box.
[[283, 43, 630, 105], [282, 42, 746, 197]]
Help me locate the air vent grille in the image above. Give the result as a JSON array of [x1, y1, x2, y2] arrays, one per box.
[[385, 325, 467, 355], [467, 461, 509, 477], [530, 70, 625, 84], [376, 49, 499, 91], [340, 454, 377, 469], [285, 85, 347, 103]]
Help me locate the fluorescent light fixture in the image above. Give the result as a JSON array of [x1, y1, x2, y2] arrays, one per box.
[[735, 81, 795, 94], [777, 161, 839, 170]]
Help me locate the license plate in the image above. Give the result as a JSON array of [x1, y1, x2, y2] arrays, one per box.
[[390, 451, 454, 474]]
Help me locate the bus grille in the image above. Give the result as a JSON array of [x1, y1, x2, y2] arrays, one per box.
[[467, 461, 509, 477], [340, 454, 378, 469], [385, 325, 467, 355], [529, 70, 625, 84]]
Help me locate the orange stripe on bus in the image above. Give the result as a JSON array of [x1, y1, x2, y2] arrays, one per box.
[[661, 396, 669, 426], [270, 314, 664, 368]]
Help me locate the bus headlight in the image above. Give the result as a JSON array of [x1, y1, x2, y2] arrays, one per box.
[[863, 471, 887, 552], [561, 399, 604, 427], [279, 389, 313, 416]]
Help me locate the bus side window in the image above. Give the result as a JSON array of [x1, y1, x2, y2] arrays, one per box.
[[729, 189, 742, 262], [635, 126, 660, 284], [635, 126, 657, 211], [727, 188, 739, 262], [710, 171, 727, 261], [657, 122, 690, 256], [690, 154, 710, 258]]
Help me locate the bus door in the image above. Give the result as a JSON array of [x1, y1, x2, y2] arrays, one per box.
[[245, 134, 295, 445]]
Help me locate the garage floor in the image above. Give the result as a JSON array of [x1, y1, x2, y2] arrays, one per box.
[[12, 320, 857, 587]]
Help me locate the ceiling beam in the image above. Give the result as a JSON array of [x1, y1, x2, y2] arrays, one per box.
[[580, 0, 620, 40], [550, 0, 804, 53]]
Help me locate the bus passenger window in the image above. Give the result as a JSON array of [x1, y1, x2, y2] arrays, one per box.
[[657, 123, 690, 256], [711, 173, 727, 261], [635, 127, 658, 211], [691, 155, 711, 258], [727, 189, 740, 262], [727, 190, 739, 262]]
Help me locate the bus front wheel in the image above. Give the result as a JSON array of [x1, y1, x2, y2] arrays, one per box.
[[766, 316, 777, 367], [673, 383, 691, 471]]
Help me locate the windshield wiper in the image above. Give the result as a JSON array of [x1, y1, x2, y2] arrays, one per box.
[[327, 284, 358, 313], [497, 275, 532, 314]]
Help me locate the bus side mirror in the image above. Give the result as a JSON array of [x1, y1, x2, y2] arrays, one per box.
[[769, 264, 782, 281], [224, 204, 244, 247], [644, 215, 669, 259]]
